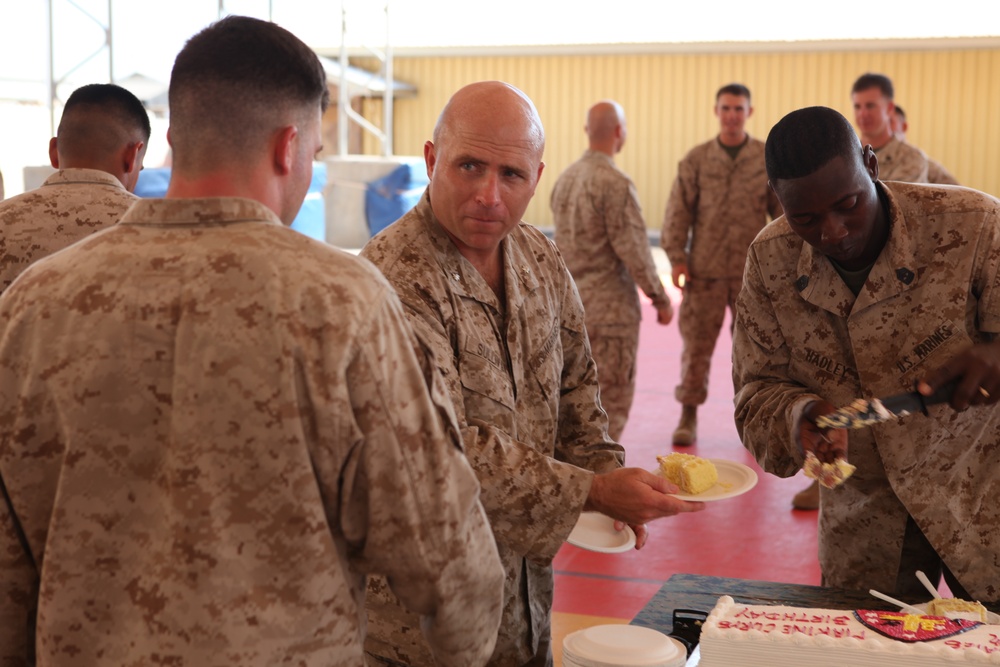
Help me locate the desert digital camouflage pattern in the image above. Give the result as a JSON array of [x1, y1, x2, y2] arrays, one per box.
[[927, 157, 960, 186], [661, 136, 780, 405], [0, 168, 137, 294], [0, 197, 504, 667], [361, 192, 624, 667], [733, 181, 1000, 602], [873, 136, 930, 183], [551, 149, 671, 439]]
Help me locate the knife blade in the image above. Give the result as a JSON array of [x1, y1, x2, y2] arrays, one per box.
[[815, 381, 957, 430]]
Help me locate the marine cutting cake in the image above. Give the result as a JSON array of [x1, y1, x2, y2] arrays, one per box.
[[699, 595, 1000, 666]]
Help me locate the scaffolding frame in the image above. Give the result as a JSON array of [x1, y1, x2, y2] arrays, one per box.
[[46, 0, 113, 136], [338, 1, 394, 157]]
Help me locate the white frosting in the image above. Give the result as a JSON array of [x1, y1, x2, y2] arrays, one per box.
[[699, 595, 1000, 666]]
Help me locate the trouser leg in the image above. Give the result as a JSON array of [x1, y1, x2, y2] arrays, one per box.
[[588, 323, 640, 442], [675, 278, 733, 406]]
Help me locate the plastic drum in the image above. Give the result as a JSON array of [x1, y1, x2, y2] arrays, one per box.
[[563, 624, 688, 667]]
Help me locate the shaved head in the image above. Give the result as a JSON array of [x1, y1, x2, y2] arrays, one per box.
[[584, 100, 626, 154], [586, 101, 624, 142], [432, 81, 545, 160]]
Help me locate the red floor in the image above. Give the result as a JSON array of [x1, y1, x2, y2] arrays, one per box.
[[551, 274, 822, 660]]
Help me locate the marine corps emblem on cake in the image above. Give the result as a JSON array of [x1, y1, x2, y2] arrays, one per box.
[[855, 609, 982, 642]]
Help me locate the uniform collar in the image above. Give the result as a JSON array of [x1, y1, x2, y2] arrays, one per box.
[[118, 196, 284, 228], [43, 168, 127, 191]]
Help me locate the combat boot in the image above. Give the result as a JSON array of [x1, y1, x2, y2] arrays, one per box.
[[792, 480, 820, 510], [672, 405, 697, 446]]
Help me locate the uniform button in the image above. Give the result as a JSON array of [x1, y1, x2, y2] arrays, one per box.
[[795, 275, 809, 291], [896, 268, 914, 284]]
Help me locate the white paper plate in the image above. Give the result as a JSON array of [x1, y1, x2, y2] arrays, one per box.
[[908, 602, 1000, 624], [665, 459, 759, 502], [566, 512, 636, 553]]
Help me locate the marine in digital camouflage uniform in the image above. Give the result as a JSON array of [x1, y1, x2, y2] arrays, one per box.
[[734, 106, 1000, 604], [0, 17, 504, 667], [0, 83, 150, 294], [551, 100, 673, 441], [852, 73, 930, 185], [361, 81, 704, 667], [891, 104, 960, 186], [661, 83, 780, 446]]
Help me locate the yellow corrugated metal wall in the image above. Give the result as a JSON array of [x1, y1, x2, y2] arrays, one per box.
[[357, 44, 1000, 229]]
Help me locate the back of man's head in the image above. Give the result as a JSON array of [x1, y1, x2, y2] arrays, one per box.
[[851, 73, 894, 100], [168, 15, 330, 176], [765, 106, 862, 182], [717, 83, 751, 102], [55, 83, 151, 167]]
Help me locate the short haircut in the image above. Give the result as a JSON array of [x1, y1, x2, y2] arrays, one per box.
[[717, 83, 751, 102], [893, 104, 907, 120], [56, 84, 151, 162], [765, 106, 862, 181], [851, 72, 894, 99], [168, 15, 329, 172]]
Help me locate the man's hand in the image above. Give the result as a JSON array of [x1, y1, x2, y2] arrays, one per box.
[[917, 341, 1000, 411], [584, 468, 704, 539], [794, 400, 848, 464], [671, 263, 688, 290], [655, 302, 674, 326]]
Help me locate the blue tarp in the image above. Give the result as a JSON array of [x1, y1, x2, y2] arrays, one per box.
[[365, 159, 428, 236]]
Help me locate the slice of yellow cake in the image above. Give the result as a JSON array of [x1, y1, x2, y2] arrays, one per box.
[[927, 597, 989, 622], [656, 453, 718, 495]]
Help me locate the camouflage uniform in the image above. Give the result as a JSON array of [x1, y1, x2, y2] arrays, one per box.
[[0, 168, 137, 293], [661, 136, 779, 405], [550, 149, 671, 440], [0, 197, 504, 667], [361, 192, 624, 667], [733, 181, 1000, 601], [927, 157, 959, 185], [873, 136, 929, 183]]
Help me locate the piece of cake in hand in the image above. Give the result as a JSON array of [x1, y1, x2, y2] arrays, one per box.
[[656, 453, 718, 494], [803, 451, 856, 489], [927, 597, 989, 622]]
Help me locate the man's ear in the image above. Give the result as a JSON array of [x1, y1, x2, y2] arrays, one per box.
[[48, 137, 59, 168], [273, 125, 298, 175], [123, 141, 144, 176], [862, 145, 879, 182], [424, 140, 437, 179]]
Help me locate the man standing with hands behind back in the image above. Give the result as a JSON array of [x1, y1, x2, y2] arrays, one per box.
[[661, 83, 780, 449], [361, 81, 704, 667], [551, 100, 673, 441]]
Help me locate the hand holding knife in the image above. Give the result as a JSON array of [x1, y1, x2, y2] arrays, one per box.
[[816, 381, 958, 430]]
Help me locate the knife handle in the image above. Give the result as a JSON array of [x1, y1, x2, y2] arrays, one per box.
[[917, 379, 959, 412]]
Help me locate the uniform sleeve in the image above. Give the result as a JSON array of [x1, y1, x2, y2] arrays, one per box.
[[339, 290, 504, 667], [606, 179, 670, 309], [660, 153, 698, 267], [387, 270, 602, 563], [0, 477, 36, 667], [892, 145, 930, 184], [732, 247, 819, 478]]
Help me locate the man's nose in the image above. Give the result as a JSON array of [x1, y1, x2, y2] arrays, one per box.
[[475, 173, 501, 207], [820, 218, 849, 244]]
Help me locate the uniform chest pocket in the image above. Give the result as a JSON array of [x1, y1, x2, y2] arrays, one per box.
[[458, 335, 515, 411]]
